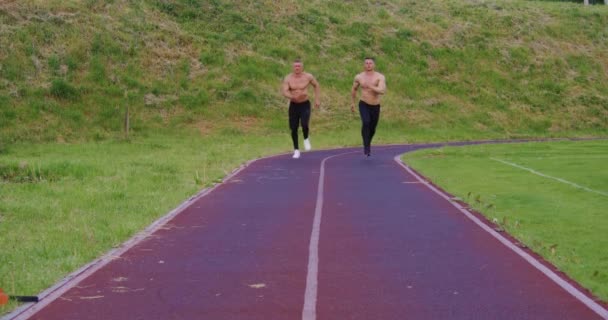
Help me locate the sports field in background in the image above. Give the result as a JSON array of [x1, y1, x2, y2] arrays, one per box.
[[402, 139, 608, 301]]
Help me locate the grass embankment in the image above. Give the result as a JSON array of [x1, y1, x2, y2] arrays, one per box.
[[1, 0, 607, 144], [403, 140, 608, 301], [1, 0, 608, 313]]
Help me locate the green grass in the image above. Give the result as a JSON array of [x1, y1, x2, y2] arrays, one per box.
[[1, 0, 607, 144], [402, 140, 608, 301]]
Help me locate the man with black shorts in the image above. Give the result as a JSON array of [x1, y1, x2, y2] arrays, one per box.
[[282, 58, 321, 159], [351, 57, 386, 157]]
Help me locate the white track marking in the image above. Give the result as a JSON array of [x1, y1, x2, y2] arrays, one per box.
[[491, 157, 608, 197], [395, 155, 608, 319], [302, 152, 356, 320]]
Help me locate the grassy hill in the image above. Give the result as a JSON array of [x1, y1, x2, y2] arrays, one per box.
[[1, 0, 607, 145]]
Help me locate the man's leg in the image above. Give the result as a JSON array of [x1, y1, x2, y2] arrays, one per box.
[[368, 106, 381, 144], [300, 102, 311, 140], [288, 103, 300, 150], [300, 101, 312, 150], [358, 101, 372, 155]]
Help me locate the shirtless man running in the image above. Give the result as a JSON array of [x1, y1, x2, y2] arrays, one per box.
[[351, 57, 386, 157], [282, 58, 321, 159]]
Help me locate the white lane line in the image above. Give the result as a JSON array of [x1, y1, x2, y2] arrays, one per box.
[[302, 152, 356, 320], [491, 157, 608, 197], [394, 155, 608, 320]]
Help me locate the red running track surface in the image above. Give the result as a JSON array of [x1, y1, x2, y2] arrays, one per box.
[[9, 144, 607, 320]]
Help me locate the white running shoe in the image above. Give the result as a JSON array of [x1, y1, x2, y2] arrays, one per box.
[[292, 149, 301, 159], [304, 138, 311, 151]]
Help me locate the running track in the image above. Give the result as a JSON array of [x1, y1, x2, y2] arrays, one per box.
[[7, 144, 608, 320]]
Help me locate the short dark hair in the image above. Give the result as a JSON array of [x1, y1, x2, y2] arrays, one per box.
[[364, 57, 375, 62], [294, 58, 302, 63]]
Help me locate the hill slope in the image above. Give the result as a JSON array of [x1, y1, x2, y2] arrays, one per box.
[[1, 0, 607, 144]]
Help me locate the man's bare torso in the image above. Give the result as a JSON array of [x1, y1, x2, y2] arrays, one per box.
[[356, 71, 384, 105], [285, 73, 314, 103]]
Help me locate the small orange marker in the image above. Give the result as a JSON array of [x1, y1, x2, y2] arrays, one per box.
[[0, 288, 9, 306]]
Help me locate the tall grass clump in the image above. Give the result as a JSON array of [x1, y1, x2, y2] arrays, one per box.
[[49, 79, 80, 100]]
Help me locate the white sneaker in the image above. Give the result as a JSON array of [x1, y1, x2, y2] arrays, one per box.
[[304, 138, 311, 151], [292, 150, 301, 159]]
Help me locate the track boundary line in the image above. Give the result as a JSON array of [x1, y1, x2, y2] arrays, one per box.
[[302, 151, 357, 320], [491, 157, 608, 197], [394, 155, 608, 319]]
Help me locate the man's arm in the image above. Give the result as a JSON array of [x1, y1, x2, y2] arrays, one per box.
[[369, 74, 386, 95], [309, 75, 321, 108], [281, 77, 293, 100], [350, 76, 360, 112]]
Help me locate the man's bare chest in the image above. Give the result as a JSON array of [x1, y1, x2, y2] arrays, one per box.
[[289, 77, 310, 90], [361, 75, 380, 87]]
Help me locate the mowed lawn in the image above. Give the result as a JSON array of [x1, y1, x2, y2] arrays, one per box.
[[402, 140, 608, 301]]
